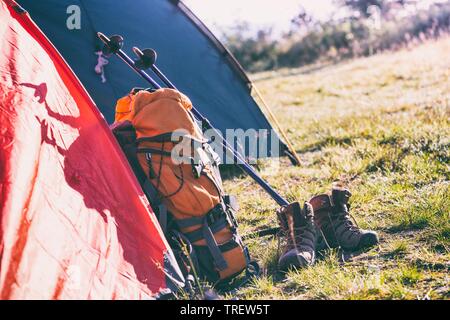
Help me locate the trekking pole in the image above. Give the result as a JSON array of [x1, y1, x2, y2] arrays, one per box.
[[97, 33, 289, 207]]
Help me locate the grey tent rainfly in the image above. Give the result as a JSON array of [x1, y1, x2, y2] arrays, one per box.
[[17, 0, 300, 163]]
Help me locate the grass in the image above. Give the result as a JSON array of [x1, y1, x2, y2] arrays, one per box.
[[221, 38, 450, 300]]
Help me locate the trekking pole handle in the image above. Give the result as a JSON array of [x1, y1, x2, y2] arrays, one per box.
[[97, 33, 161, 89]]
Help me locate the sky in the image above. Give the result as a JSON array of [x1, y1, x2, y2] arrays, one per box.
[[184, 0, 337, 36]]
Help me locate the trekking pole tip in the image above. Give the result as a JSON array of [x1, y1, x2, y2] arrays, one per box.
[[132, 46, 143, 56], [97, 32, 108, 43]]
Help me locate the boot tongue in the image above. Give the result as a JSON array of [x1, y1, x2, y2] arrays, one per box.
[[309, 194, 332, 212], [294, 202, 314, 228], [331, 186, 351, 214], [303, 202, 314, 220], [277, 202, 303, 231]]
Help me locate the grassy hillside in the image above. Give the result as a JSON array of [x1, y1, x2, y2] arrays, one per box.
[[223, 38, 450, 300]]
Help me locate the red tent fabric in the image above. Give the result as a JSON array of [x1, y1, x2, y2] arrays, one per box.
[[0, 0, 183, 299]]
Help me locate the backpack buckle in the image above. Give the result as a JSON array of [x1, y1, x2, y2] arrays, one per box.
[[145, 153, 157, 179], [190, 157, 202, 179]]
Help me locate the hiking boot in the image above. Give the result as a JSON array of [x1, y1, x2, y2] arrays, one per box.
[[277, 202, 316, 270], [310, 183, 379, 252]]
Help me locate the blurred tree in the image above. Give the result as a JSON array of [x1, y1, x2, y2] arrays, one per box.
[[290, 7, 314, 31], [338, 0, 409, 18], [284, 6, 316, 40], [339, 0, 386, 17], [222, 22, 279, 72]]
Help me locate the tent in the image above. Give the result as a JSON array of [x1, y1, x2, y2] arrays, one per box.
[[0, 0, 184, 299], [16, 0, 299, 162]]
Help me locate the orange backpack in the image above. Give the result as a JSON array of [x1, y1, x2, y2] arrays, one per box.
[[112, 88, 255, 284]]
